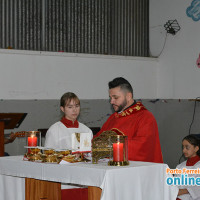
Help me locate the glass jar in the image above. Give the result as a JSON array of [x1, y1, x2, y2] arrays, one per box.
[[108, 135, 129, 166], [26, 131, 41, 154]]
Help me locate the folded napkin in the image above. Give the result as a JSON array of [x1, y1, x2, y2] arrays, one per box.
[[72, 132, 92, 153]]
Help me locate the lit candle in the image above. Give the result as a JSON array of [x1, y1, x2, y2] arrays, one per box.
[[28, 135, 37, 153], [28, 135, 37, 146], [113, 142, 124, 162]]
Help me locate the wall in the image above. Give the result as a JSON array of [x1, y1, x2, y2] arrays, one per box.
[[154, 99, 200, 168], [150, 0, 200, 99], [1, 0, 199, 100], [0, 50, 158, 99], [2, 0, 199, 100], [148, 0, 200, 167]]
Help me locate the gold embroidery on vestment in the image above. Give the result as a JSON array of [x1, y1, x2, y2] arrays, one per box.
[[134, 105, 142, 111]]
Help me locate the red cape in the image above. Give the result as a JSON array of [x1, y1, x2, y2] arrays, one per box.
[[95, 102, 163, 163]]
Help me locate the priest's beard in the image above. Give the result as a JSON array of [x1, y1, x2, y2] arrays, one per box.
[[112, 99, 127, 113]]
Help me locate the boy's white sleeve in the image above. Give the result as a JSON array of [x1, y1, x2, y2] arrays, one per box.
[[44, 125, 57, 148]]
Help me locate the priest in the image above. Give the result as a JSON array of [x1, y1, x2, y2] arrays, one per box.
[[95, 77, 163, 163]]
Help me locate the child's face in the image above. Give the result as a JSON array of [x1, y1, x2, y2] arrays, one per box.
[[60, 99, 80, 122], [182, 139, 199, 159]]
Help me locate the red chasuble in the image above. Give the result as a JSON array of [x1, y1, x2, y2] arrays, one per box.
[[95, 102, 163, 163]]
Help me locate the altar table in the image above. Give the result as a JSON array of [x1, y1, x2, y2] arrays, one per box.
[[0, 156, 178, 200]]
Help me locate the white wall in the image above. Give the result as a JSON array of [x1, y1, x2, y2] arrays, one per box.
[[150, 0, 200, 99], [0, 50, 157, 100], [1, 0, 200, 99], [149, 0, 200, 167]]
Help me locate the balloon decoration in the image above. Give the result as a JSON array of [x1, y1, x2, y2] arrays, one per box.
[[186, 0, 200, 21], [196, 54, 200, 68]]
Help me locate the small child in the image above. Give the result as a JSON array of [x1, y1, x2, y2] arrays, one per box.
[[176, 134, 200, 200]]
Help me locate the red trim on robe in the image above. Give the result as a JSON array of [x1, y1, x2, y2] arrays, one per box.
[[60, 117, 79, 128], [186, 155, 200, 166]]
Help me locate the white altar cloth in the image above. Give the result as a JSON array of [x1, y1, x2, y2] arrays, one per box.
[[0, 156, 178, 200]]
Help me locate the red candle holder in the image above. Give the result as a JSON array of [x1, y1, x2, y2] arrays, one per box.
[[108, 135, 129, 166]]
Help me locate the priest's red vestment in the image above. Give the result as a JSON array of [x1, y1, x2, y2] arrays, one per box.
[[95, 102, 163, 163]]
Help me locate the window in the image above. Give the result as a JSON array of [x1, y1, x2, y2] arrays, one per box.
[[0, 0, 149, 57]]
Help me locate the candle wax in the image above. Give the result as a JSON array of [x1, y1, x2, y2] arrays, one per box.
[[28, 136, 37, 153], [28, 136, 37, 146], [113, 143, 124, 162]]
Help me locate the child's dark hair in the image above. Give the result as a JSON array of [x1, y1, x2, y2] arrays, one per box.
[[183, 134, 200, 156]]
